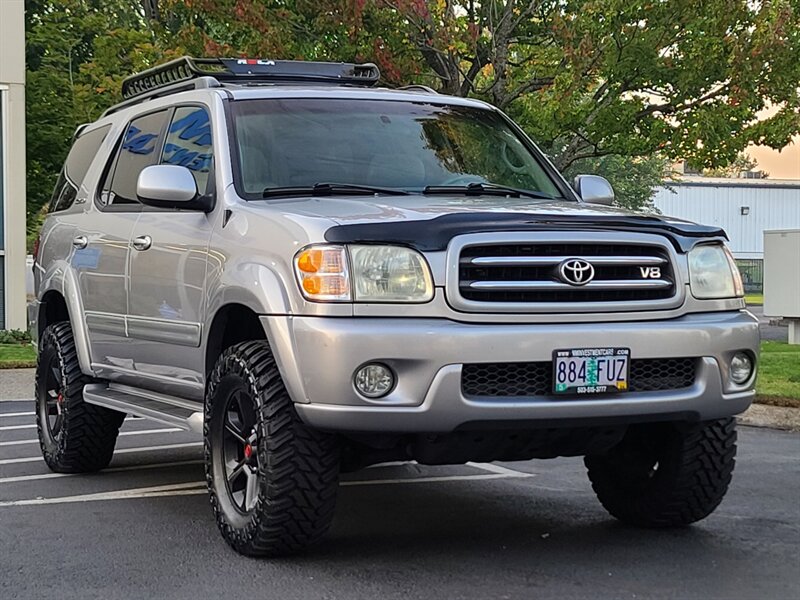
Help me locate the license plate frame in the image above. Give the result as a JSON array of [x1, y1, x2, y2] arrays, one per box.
[[552, 348, 630, 395]]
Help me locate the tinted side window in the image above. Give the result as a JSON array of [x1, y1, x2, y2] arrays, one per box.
[[104, 110, 170, 206], [49, 124, 111, 212], [161, 106, 213, 193]]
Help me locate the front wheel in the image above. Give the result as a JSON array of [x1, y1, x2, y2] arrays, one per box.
[[585, 418, 737, 527], [205, 340, 340, 557]]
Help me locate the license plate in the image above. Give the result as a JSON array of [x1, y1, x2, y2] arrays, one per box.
[[553, 348, 630, 395]]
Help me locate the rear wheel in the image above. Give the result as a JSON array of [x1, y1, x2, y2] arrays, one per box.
[[35, 322, 125, 473], [585, 418, 737, 527], [205, 340, 340, 556]]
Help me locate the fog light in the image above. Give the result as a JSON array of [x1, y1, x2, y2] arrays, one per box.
[[354, 363, 395, 398], [730, 352, 754, 385]]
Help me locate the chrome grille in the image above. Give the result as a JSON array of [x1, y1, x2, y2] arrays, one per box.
[[461, 358, 697, 397], [458, 242, 675, 304]]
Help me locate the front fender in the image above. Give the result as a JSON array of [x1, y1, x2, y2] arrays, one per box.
[[205, 260, 294, 317]]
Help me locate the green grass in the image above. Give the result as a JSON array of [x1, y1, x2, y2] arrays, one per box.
[[757, 341, 800, 407], [745, 293, 763, 305], [0, 343, 36, 369]]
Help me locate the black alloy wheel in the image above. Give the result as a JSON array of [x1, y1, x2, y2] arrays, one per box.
[[221, 386, 261, 514]]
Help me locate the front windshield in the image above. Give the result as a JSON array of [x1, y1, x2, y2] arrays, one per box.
[[230, 98, 565, 198]]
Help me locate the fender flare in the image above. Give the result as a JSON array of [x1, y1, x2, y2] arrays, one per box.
[[39, 262, 95, 376]]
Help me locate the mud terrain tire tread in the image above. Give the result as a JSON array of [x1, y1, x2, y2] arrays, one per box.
[[35, 322, 125, 473], [205, 340, 340, 557], [585, 418, 737, 527]]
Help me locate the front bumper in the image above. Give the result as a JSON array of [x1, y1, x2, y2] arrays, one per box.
[[260, 311, 759, 433]]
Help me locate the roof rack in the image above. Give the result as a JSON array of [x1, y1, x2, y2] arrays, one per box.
[[121, 56, 380, 100], [102, 56, 381, 116], [396, 84, 438, 94]]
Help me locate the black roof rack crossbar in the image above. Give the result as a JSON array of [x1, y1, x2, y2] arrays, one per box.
[[104, 76, 220, 117], [120, 56, 381, 101]]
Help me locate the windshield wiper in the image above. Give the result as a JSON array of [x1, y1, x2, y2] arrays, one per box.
[[423, 182, 555, 200], [262, 182, 410, 198]]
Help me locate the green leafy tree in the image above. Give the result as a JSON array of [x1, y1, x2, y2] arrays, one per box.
[[25, 0, 800, 240], [25, 0, 164, 241], [362, 0, 800, 171]]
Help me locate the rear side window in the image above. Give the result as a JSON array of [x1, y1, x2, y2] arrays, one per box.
[[48, 124, 111, 212], [161, 106, 213, 194], [100, 109, 170, 206]]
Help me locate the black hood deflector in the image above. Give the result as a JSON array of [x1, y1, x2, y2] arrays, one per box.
[[324, 213, 727, 253]]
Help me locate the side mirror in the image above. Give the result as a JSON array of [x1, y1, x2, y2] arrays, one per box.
[[137, 165, 210, 211], [573, 174, 615, 206]]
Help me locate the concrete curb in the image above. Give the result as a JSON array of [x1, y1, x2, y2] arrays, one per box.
[[738, 403, 800, 432]]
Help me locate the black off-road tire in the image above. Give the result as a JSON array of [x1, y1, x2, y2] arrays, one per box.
[[35, 322, 126, 473], [585, 418, 737, 527], [205, 340, 340, 557]]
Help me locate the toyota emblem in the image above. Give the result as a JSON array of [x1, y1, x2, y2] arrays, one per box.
[[558, 258, 595, 286]]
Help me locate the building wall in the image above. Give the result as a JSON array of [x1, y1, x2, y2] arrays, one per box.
[[0, 0, 27, 330], [653, 180, 800, 259]]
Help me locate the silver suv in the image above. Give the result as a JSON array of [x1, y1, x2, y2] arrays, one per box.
[[31, 57, 759, 556]]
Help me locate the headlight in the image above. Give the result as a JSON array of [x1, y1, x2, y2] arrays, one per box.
[[350, 245, 433, 302], [687, 244, 744, 299], [294, 244, 434, 303]]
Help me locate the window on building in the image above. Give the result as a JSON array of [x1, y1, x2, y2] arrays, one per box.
[[161, 106, 213, 194], [101, 110, 170, 206]]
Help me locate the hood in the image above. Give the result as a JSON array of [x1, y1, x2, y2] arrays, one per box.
[[260, 194, 644, 224], [254, 193, 725, 252]]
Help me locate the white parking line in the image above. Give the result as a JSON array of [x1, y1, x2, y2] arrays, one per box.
[[340, 472, 534, 486], [466, 462, 530, 477], [0, 442, 203, 465], [0, 412, 35, 419], [0, 459, 204, 484], [0, 427, 183, 447], [0, 424, 36, 431], [0, 482, 206, 507], [0, 417, 157, 434], [0, 399, 33, 403], [0, 469, 535, 507]]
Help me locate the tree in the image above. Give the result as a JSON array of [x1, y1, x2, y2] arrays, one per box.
[[25, 1, 800, 240], [25, 0, 168, 242], [361, 0, 800, 172]]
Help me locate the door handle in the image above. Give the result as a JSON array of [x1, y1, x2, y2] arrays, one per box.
[[72, 235, 88, 249], [132, 235, 152, 251]]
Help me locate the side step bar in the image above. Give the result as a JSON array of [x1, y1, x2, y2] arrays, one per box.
[[83, 383, 204, 433]]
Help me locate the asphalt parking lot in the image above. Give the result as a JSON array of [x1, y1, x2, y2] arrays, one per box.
[[1, 374, 799, 599]]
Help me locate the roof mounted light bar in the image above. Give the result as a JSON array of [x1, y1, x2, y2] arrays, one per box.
[[121, 56, 381, 101]]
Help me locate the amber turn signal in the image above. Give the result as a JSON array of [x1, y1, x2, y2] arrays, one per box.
[[294, 245, 351, 301]]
